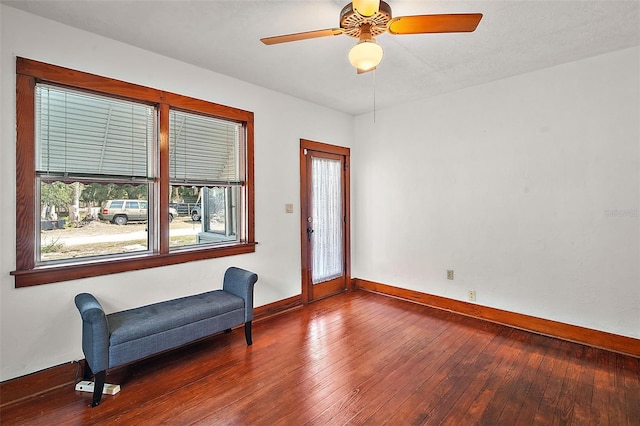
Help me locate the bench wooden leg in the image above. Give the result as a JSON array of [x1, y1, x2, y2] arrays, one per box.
[[244, 321, 252, 346], [92, 370, 106, 407]]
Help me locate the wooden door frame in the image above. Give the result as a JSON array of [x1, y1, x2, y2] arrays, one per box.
[[300, 139, 351, 304]]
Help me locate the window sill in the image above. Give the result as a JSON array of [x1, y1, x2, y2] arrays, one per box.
[[11, 243, 257, 288]]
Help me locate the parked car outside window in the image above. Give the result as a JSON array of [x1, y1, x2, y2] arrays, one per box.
[[99, 199, 178, 225]]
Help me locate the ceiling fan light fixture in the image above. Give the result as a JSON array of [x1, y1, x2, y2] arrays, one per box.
[[348, 39, 383, 72], [352, 0, 380, 17]]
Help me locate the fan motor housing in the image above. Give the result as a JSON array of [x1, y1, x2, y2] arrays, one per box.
[[340, 1, 392, 38]]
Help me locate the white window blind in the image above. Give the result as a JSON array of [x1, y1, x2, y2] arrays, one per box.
[[169, 110, 243, 185], [35, 84, 154, 179]]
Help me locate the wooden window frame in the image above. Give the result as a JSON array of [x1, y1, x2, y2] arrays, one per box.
[[11, 58, 255, 287]]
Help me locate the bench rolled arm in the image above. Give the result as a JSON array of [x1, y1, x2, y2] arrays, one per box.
[[74, 293, 110, 374], [222, 267, 258, 322]]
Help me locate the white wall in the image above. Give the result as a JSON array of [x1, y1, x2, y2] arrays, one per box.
[[353, 46, 640, 339], [0, 5, 353, 381]]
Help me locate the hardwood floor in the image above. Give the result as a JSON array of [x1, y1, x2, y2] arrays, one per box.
[[1, 290, 639, 425]]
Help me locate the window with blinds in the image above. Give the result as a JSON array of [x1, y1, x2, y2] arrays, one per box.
[[169, 110, 244, 248], [34, 84, 155, 262], [14, 58, 255, 287]]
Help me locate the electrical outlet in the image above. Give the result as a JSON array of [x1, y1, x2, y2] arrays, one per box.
[[447, 270, 454, 280], [468, 290, 476, 301]]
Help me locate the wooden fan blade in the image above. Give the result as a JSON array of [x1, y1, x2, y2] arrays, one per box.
[[387, 13, 483, 35], [261, 28, 344, 45]]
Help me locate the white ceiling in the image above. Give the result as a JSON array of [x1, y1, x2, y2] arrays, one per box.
[[4, 0, 640, 115]]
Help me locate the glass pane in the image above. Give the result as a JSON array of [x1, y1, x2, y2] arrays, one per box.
[[311, 157, 344, 284], [38, 180, 150, 263], [169, 185, 239, 249], [35, 84, 154, 178]]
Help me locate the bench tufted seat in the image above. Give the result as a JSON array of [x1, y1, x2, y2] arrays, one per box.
[[107, 290, 245, 367]]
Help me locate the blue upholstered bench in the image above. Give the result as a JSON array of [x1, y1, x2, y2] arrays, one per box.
[[74, 267, 258, 407]]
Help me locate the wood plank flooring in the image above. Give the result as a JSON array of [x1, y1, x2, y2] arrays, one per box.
[[1, 290, 638, 425]]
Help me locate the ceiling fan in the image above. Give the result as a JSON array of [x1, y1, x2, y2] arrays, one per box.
[[261, 0, 483, 74]]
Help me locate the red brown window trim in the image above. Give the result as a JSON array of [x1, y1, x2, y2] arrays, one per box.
[[11, 57, 256, 287]]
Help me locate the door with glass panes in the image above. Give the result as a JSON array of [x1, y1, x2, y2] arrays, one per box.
[[300, 139, 350, 302]]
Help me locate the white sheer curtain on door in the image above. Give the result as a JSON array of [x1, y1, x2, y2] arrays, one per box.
[[311, 157, 344, 284]]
